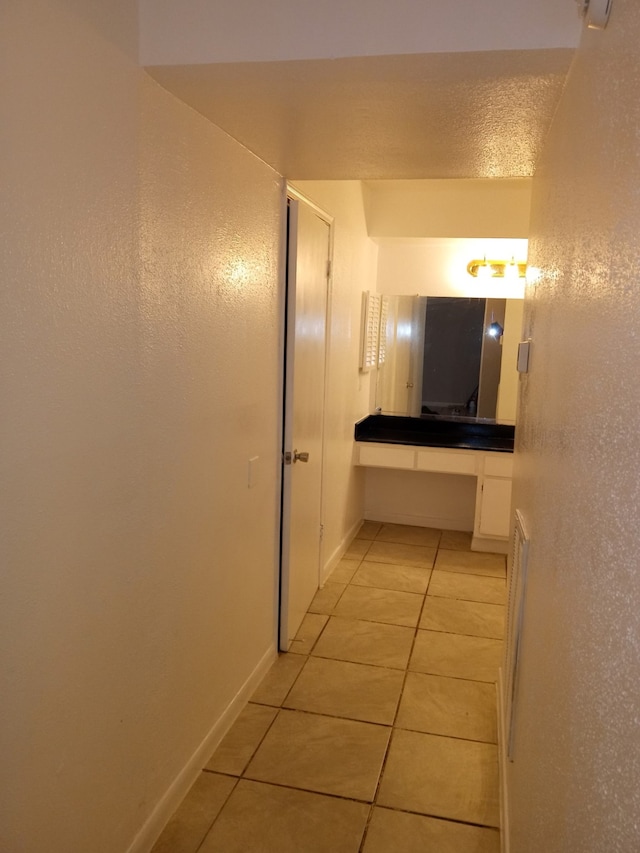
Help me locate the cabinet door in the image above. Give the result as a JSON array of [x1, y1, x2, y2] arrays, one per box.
[[479, 477, 512, 538]]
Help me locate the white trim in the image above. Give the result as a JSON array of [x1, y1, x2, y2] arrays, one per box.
[[274, 178, 289, 647], [278, 194, 298, 650], [471, 534, 509, 554], [497, 668, 511, 853], [320, 516, 363, 586], [286, 184, 334, 226], [279, 185, 334, 650], [126, 644, 277, 853]]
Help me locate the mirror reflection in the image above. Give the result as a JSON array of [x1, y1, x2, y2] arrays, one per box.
[[375, 295, 523, 423]]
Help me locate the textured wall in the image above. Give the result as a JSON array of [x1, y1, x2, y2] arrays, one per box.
[[509, 2, 640, 850], [292, 181, 377, 577], [1, 2, 281, 851]]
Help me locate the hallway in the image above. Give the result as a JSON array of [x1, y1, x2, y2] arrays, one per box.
[[152, 522, 505, 852]]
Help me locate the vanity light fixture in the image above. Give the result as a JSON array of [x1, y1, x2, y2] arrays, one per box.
[[504, 257, 520, 282], [467, 259, 527, 279], [476, 256, 493, 280]]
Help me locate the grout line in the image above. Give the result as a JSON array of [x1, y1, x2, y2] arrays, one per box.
[[192, 774, 240, 853], [259, 705, 394, 729], [414, 627, 505, 641], [225, 775, 380, 806], [307, 652, 412, 673], [361, 552, 435, 844], [391, 723, 499, 746], [404, 669, 501, 686], [365, 802, 501, 832], [357, 805, 376, 853]]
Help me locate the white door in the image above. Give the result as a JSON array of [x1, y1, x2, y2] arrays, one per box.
[[280, 195, 331, 650]]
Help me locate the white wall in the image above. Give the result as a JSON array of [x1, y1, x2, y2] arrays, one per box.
[[1, 3, 283, 851], [363, 179, 532, 239], [508, 2, 640, 849], [364, 469, 477, 531], [292, 181, 378, 579], [139, 0, 580, 66], [376, 238, 528, 298]]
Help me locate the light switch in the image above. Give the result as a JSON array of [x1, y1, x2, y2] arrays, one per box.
[[517, 341, 531, 373], [248, 456, 259, 489]]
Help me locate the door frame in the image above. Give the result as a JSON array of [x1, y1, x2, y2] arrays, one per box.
[[277, 183, 334, 650]]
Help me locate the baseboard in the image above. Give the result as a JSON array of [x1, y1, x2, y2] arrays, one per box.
[[364, 511, 472, 532], [320, 517, 363, 586], [497, 668, 510, 853], [126, 643, 277, 853], [472, 534, 509, 554]]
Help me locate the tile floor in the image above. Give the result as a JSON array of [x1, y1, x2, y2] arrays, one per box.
[[152, 522, 507, 853]]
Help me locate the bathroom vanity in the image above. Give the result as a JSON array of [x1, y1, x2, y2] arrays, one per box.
[[354, 414, 515, 553]]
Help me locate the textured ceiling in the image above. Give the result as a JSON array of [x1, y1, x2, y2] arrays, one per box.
[[146, 49, 575, 180]]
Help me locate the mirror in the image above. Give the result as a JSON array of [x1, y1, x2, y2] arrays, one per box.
[[375, 295, 523, 423]]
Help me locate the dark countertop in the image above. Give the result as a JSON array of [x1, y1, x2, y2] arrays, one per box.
[[355, 414, 515, 453]]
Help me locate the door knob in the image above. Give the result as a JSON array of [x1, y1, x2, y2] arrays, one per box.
[[293, 449, 310, 463]]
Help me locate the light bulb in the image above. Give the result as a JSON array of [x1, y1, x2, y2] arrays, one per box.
[[505, 257, 519, 281], [477, 257, 492, 280]]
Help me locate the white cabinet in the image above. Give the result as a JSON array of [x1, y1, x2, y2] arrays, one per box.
[[355, 441, 513, 553], [416, 448, 478, 476], [358, 444, 415, 469], [474, 453, 513, 546], [477, 476, 513, 538]]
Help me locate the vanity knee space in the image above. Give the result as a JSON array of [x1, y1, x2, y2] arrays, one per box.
[[355, 440, 513, 554]]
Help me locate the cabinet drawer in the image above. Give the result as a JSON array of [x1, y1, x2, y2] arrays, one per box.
[[358, 445, 415, 469], [416, 450, 477, 476], [484, 454, 514, 478]]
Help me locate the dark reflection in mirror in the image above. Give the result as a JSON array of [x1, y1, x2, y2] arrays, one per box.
[[375, 295, 512, 421]]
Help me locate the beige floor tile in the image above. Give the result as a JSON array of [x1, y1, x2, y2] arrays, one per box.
[[396, 672, 497, 743], [309, 582, 347, 615], [199, 780, 369, 853], [312, 617, 415, 669], [420, 597, 505, 639], [250, 653, 306, 706], [205, 704, 278, 775], [151, 772, 235, 853], [362, 807, 500, 853], [345, 538, 372, 559], [352, 561, 431, 594], [375, 523, 442, 548], [245, 709, 390, 801], [428, 570, 506, 605], [438, 530, 473, 551], [366, 540, 436, 568], [333, 585, 424, 628], [356, 520, 382, 540], [435, 549, 506, 578], [328, 558, 360, 585], [377, 730, 499, 827], [290, 613, 329, 654], [284, 656, 404, 725], [410, 630, 503, 683]]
